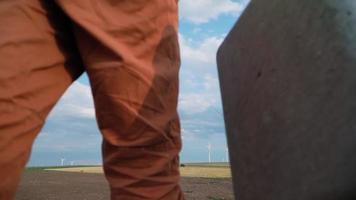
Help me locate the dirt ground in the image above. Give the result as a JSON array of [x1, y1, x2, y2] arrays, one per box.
[[16, 171, 234, 200]]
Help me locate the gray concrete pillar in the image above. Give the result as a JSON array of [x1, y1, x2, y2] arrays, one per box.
[[217, 0, 356, 199]]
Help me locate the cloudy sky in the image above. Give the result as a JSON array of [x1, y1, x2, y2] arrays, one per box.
[[28, 0, 250, 166]]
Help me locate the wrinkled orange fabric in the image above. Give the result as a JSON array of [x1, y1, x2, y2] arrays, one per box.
[[0, 0, 184, 199]]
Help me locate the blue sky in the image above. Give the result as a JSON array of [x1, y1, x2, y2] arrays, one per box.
[[28, 0, 250, 166]]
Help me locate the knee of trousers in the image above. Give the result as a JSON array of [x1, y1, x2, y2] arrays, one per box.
[[102, 139, 182, 200], [99, 105, 182, 199]]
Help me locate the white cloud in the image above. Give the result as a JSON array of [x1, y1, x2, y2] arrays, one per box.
[[203, 74, 220, 91], [179, 93, 217, 113], [178, 34, 224, 114], [32, 81, 101, 154], [50, 82, 95, 119], [179, 0, 249, 24], [179, 34, 223, 70]]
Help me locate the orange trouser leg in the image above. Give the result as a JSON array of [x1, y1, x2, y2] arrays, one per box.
[[56, 0, 184, 199], [0, 1, 83, 199]]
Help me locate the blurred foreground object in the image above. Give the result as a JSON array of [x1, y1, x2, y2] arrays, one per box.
[[217, 0, 356, 199], [0, 1, 183, 199]]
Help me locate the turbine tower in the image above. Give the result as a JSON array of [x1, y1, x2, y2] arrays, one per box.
[[60, 158, 65, 166], [207, 143, 212, 163], [70, 161, 75, 166]]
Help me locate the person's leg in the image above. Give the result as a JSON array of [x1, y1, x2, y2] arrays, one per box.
[[55, 0, 184, 199], [0, 1, 83, 199]]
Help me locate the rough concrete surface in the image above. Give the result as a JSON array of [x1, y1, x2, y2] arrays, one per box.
[[217, 0, 356, 199]]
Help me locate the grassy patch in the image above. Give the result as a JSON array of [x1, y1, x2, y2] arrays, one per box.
[[207, 196, 230, 200], [179, 166, 231, 178], [26, 165, 99, 171], [182, 162, 230, 168], [44, 166, 103, 173], [29, 163, 232, 178]]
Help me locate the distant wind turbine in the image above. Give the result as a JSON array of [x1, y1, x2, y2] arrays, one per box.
[[61, 158, 65, 166], [207, 143, 212, 163], [70, 161, 75, 166], [225, 147, 229, 163]]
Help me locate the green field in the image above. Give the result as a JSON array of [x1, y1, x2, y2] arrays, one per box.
[[27, 163, 232, 178], [181, 162, 230, 168], [26, 165, 100, 171]]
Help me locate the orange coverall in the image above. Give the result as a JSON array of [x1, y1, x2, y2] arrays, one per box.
[[0, 0, 184, 199]]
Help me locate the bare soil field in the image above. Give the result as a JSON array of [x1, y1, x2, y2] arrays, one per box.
[[16, 170, 234, 200]]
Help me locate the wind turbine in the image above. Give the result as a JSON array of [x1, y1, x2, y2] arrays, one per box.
[[70, 161, 75, 166], [60, 158, 65, 166], [225, 147, 229, 163], [207, 143, 212, 163]]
